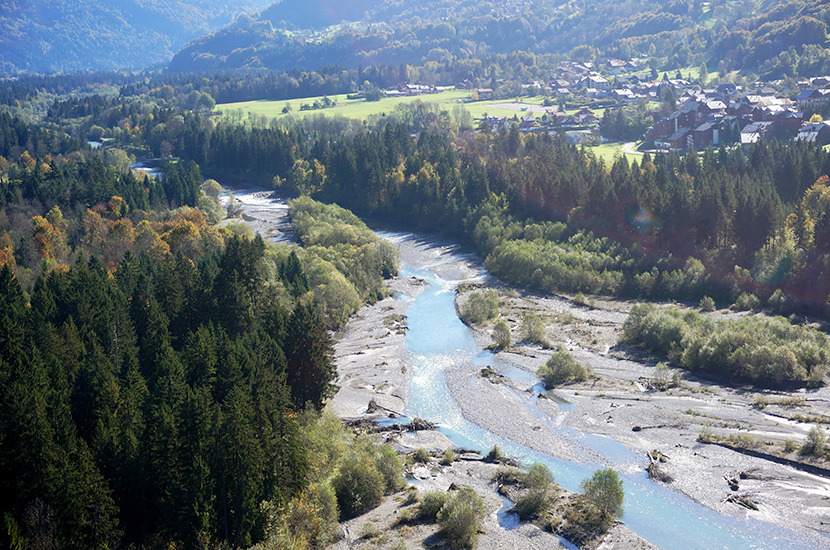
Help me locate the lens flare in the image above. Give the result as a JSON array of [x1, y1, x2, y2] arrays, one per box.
[[626, 205, 657, 235]]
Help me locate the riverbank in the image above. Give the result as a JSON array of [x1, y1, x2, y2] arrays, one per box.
[[329, 232, 830, 549], [219, 184, 829, 548], [328, 234, 659, 550], [452, 284, 830, 545]]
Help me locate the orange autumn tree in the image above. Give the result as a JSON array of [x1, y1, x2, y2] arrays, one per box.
[[31, 206, 70, 262]]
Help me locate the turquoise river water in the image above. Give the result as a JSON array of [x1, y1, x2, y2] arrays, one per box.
[[399, 254, 824, 550]]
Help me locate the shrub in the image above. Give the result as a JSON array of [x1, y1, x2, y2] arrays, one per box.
[[460, 291, 499, 324], [699, 296, 716, 312], [333, 453, 385, 519], [485, 445, 504, 463], [403, 486, 420, 505], [359, 521, 380, 539], [623, 306, 830, 386], [440, 449, 457, 465], [732, 292, 760, 311], [413, 447, 431, 464], [514, 463, 558, 519], [492, 320, 512, 349], [493, 465, 524, 485], [280, 481, 340, 549], [537, 347, 590, 387], [653, 362, 670, 388], [802, 425, 828, 458], [374, 443, 406, 493], [521, 313, 550, 347], [437, 487, 485, 549], [419, 490, 449, 521], [767, 288, 789, 314], [333, 437, 404, 519], [581, 468, 624, 519], [525, 463, 555, 490]]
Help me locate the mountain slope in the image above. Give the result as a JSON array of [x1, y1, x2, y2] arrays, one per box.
[[0, 0, 274, 75], [168, 0, 830, 77]]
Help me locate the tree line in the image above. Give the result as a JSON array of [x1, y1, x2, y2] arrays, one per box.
[[0, 232, 334, 548], [9, 87, 830, 320]]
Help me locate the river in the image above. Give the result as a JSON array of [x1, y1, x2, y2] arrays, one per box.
[[389, 233, 819, 550], [225, 186, 823, 550]]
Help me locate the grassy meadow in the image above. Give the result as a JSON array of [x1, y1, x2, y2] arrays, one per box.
[[217, 89, 642, 164], [215, 89, 575, 122]]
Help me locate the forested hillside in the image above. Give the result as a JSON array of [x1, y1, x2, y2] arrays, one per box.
[[170, 0, 830, 78], [0, 81, 406, 547], [0, 0, 273, 75]]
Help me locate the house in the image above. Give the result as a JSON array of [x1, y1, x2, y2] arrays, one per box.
[[612, 89, 636, 102], [795, 122, 830, 145], [566, 131, 593, 145], [796, 89, 830, 107], [560, 115, 579, 126], [585, 75, 609, 89], [740, 121, 774, 146], [702, 100, 727, 114], [482, 115, 508, 130], [476, 88, 494, 100], [645, 118, 676, 142], [782, 109, 805, 132], [693, 122, 719, 149], [404, 84, 431, 96], [668, 79, 691, 88], [668, 128, 693, 151], [519, 115, 536, 131], [625, 59, 642, 71], [579, 112, 600, 125], [670, 104, 699, 128], [812, 76, 830, 87], [606, 58, 626, 74], [540, 112, 557, 126]]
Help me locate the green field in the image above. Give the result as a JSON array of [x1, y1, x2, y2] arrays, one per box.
[[218, 90, 468, 121], [216, 89, 572, 123], [218, 90, 640, 165], [589, 141, 644, 164]]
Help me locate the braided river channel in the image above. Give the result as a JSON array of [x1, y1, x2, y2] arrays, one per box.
[[226, 186, 825, 550], [388, 234, 820, 550]]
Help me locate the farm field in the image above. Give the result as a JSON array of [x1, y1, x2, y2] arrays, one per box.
[[217, 90, 638, 163], [216, 89, 576, 122]]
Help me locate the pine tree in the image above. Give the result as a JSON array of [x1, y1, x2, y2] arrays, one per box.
[[285, 302, 336, 409], [0, 264, 27, 365], [214, 235, 266, 335], [279, 249, 309, 298]]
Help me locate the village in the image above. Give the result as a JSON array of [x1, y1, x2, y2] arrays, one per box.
[[385, 58, 830, 152]]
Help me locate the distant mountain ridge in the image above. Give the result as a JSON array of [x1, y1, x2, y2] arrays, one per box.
[[0, 0, 274, 76], [169, 0, 830, 78], [259, 0, 383, 29]]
